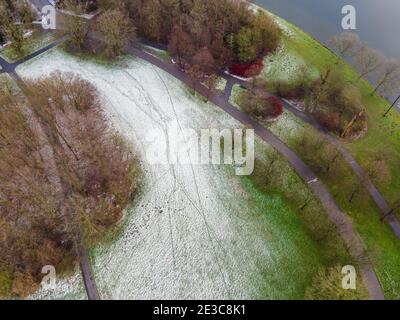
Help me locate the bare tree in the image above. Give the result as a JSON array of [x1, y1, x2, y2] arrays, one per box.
[[366, 155, 391, 186], [187, 63, 202, 92], [381, 199, 400, 221], [321, 144, 341, 174], [355, 46, 384, 80], [4, 21, 26, 55], [64, 19, 88, 51], [372, 58, 400, 95], [329, 32, 361, 58], [383, 94, 400, 117]]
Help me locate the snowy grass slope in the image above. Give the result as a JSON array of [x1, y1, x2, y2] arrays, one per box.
[[17, 48, 328, 299]]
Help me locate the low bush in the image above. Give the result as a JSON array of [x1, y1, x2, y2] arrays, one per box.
[[229, 58, 264, 78]]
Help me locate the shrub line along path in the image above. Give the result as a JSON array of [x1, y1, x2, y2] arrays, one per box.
[[0, 36, 385, 300], [219, 73, 400, 241]]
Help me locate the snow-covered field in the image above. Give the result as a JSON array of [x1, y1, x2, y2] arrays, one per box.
[[17, 49, 316, 299]]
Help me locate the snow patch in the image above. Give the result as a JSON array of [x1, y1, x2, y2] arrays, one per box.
[[18, 49, 279, 299]]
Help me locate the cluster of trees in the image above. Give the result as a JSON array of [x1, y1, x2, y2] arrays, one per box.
[[63, 0, 281, 69], [296, 130, 343, 177], [298, 31, 400, 135], [330, 32, 400, 97], [96, 8, 136, 57], [295, 127, 378, 214], [295, 125, 395, 219], [0, 72, 140, 297], [0, 0, 36, 53], [266, 32, 399, 136]]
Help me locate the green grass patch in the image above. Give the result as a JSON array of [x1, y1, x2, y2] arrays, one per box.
[[0, 29, 57, 63]]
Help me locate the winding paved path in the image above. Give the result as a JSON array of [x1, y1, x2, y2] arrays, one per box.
[[219, 72, 400, 240], [0, 37, 385, 299]]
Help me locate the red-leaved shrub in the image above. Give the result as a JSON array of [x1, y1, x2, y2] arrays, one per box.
[[264, 96, 284, 118], [229, 58, 264, 78]]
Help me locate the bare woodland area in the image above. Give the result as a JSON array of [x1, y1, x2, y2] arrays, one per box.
[[0, 73, 140, 297]]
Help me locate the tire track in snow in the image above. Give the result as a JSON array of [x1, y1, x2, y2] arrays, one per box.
[[153, 67, 232, 298]]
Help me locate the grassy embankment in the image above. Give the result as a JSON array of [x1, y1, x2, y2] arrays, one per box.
[[231, 9, 400, 299]]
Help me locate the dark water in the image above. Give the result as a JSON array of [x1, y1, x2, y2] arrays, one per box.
[[256, 0, 400, 59]]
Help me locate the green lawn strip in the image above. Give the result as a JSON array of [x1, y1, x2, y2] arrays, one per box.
[[243, 139, 366, 299], [345, 84, 400, 215], [232, 86, 400, 298], [0, 28, 57, 63], [262, 11, 400, 219]]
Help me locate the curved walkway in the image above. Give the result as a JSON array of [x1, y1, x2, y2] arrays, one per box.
[[127, 44, 384, 299], [0, 37, 384, 299]]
